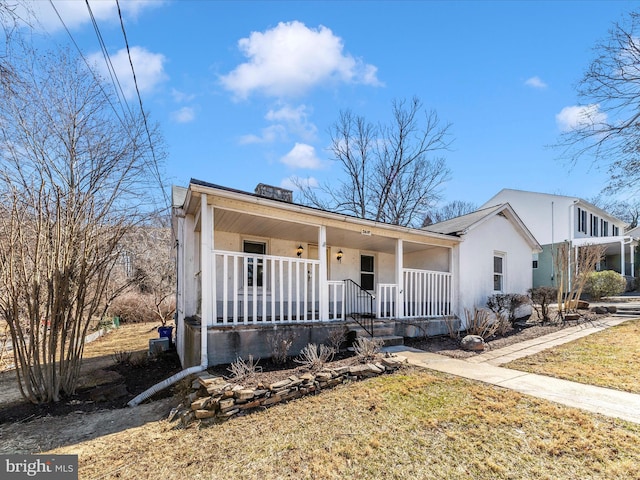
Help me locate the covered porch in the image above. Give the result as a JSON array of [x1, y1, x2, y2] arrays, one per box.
[[175, 182, 460, 338]]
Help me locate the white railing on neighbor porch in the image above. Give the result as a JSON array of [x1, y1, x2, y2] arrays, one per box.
[[213, 251, 322, 325], [377, 269, 452, 319]]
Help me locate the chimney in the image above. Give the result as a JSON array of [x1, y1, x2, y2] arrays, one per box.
[[254, 183, 293, 203]]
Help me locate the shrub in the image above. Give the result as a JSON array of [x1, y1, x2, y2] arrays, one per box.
[[463, 307, 502, 339], [227, 355, 261, 380], [486, 293, 529, 327], [267, 330, 296, 364], [295, 343, 334, 371], [584, 270, 626, 301], [326, 326, 348, 352], [352, 337, 383, 362], [528, 286, 558, 324], [108, 292, 175, 324]]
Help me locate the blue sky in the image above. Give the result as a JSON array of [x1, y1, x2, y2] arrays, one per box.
[[21, 0, 640, 207]]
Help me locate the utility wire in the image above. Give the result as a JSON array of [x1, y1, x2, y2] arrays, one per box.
[[84, 0, 134, 121], [115, 0, 170, 210], [48, 0, 128, 129]]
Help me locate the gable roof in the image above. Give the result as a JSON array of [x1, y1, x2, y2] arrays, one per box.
[[424, 203, 542, 251]]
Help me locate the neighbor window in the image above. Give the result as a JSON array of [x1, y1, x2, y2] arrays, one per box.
[[532, 253, 539, 269], [243, 240, 266, 287], [493, 254, 504, 292], [577, 208, 588, 234], [360, 254, 375, 291]]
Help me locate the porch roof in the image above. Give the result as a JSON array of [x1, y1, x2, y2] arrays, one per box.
[[180, 179, 461, 253]]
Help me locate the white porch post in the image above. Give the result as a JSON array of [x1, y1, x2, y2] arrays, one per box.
[[318, 225, 329, 321], [395, 239, 404, 318], [200, 193, 215, 328], [621, 239, 626, 276], [631, 240, 635, 277]]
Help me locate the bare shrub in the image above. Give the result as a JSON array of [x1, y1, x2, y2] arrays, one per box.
[[327, 326, 348, 352], [444, 316, 460, 339], [112, 350, 133, 365], [463, 307, 500, 340], [268, 330, 296, 364], [295, 343, 334, 371], [108, 293, 175, 324], [486, 293, 529, 327], [227, 355, 261, 381], [528, 286, 558, 324], [353, 337, 383, 362]]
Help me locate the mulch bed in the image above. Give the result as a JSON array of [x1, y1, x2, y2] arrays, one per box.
[[0, 350, 182, 424]]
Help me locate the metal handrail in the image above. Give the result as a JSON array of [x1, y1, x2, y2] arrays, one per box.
[[344, 279, 375, 336]]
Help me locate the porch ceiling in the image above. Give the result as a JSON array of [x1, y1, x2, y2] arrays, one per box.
[[214, 208, 444, 254]]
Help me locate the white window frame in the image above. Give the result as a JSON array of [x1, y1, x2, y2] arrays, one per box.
[[242, 239, 267, 289]]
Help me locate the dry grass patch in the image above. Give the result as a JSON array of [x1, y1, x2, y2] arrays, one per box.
[[506, 319, 640, 393], [83, 322, 162, 360], [48, 369, 640, 480]]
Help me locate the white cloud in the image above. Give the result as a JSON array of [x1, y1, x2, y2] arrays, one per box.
[[555, 104, 607, 132], [524, 76, 548, 89], [280, 143, 323, 169], [171, 88, 196, 103], [239, 125, 287, 144], [220, 21, 382, 99], [171, 107, 195, 123], [88, 46, 167, 99], [281, 175, 319, 191], [20, 0, 164, 32], [266, 104, 317, 141]]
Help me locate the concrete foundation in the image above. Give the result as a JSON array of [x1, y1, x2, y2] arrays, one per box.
[[181, 316, 460, 367]]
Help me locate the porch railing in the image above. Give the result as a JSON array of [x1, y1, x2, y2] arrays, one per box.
[[344, 279, 375, 336], [377, 269, 452, 319], [213, 251, 320, 325]]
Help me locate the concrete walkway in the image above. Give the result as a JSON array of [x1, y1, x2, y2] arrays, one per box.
[[384, 316, 640, 424]]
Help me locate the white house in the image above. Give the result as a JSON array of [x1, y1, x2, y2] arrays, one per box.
[[172, 180, 540, 367], [424, 203, 542, 313], [480, 189, 637, 288]]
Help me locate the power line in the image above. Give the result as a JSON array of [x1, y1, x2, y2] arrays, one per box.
[[115, 0, 170, 210]]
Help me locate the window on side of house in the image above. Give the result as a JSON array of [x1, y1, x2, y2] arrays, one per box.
[[602, 219, 609, 237], [493, 254, 505, 292], [613, 225, 620, 236], [590, 214, 599, 237], [532, 253, 539, 269], [243, 240, 266, 287], [360, 254, 375, 291], [577, 207, 588, 234]]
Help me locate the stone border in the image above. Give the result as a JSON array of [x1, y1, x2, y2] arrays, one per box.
[[171, 355, 408, 425]]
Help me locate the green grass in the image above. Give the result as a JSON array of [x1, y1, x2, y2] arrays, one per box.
[[50, 369, 640, 480], [506, 319, 640, 394]]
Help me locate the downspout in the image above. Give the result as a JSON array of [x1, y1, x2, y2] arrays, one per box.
[[128, 195, 211, 407]]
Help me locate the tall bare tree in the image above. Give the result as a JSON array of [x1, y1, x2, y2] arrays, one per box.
[[295, 97, 452, 227], [558, 11, 640, 194], [422, 200, 478, 227], [0, 45, 164, 403]]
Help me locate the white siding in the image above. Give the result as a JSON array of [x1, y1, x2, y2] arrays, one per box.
[[458, 214, 533, 315]]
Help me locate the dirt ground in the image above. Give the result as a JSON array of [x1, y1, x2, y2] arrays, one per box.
[[0, 315, 601, 455]]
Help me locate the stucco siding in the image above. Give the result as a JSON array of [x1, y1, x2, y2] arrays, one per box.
[[458, 215, 533, 314]]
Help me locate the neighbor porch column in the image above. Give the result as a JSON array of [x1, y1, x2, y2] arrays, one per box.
[[631, 240, 635, 277], [621, 239, 626, 276], [395, 239, 404, 318], [318, 225, 329, 321]]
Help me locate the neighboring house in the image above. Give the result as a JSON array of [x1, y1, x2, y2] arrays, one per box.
[[480, 189, 637, 288], [172, 180, 540, 367]]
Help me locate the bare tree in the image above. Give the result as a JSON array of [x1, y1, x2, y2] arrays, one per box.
[[0, 46, 164, 403], [558, 11, 640, 195], [554, 242, 605, 319], [422, 200, 478, 227], [295, 97, 452, 227], [589, 195, 640, 230]]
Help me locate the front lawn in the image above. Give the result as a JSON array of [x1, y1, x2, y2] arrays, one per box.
[[505, 319, 640, 394], [50, 369, 640, 480]]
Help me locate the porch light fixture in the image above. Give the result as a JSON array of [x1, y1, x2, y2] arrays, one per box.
[[297, 245, 304, 257], [337, 249, 343, 263]]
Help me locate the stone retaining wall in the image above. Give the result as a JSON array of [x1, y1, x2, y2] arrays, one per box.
[[174, 355, 408, 425]]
